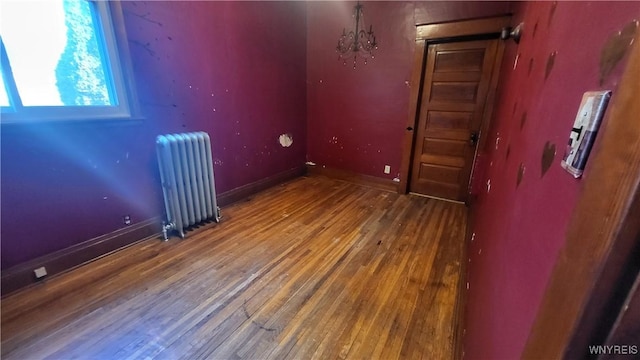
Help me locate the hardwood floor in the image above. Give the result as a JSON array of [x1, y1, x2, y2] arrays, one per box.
[[1, 176, 467, 360]]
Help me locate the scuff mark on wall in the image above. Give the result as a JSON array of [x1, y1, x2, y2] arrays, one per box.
[[278, 133, 293, 147], [517, 163, 526, 187], [548, 1, 557, 26], [125, 10, 164, 26], [541, 141, 556, 178], [599, 20, 638, 85], [129, 40, 155, 56], [545, 51, 557, 80]]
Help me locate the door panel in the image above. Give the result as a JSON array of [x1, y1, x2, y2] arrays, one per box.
[[419, 164, 462, 184], [430, 82, 480, 102], [425, 111, 473, 141], [421, 154, 465, 168], [422, 139, 467, 157], [427, 111, 473, 129], [434, 49, 486, 72], [409, 39, 499, 201]]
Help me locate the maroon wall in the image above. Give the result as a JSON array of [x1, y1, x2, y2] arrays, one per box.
[[465, 2, 640, 359], [306, 1, 511, 179], [1, 1, 307, 269]]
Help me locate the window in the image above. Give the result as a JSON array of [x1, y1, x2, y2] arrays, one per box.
[[0, 0, 135, 123]]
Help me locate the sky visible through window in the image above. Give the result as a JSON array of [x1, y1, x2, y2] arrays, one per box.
[[0, 0, 112, 107]]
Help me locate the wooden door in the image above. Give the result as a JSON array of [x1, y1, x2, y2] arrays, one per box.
[[409, 39, 499, 202]]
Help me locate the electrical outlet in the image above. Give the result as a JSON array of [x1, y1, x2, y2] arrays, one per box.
[[34, 266, 47, 279], [123, 215, 131, 225], [384, 165, 391, 174]]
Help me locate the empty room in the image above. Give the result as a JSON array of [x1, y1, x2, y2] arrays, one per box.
[[1, 1, 639, 359]]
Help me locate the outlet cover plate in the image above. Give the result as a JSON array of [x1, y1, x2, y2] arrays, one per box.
[[34, 266, 47, 279]]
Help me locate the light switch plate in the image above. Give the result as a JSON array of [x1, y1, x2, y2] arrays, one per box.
[[561, 91, 611, 178]]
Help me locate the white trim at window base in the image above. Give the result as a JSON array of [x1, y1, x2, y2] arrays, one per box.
[[0, 1, 138, 124]]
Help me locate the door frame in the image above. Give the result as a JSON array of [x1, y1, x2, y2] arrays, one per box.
[[398, 16, 511, 196]]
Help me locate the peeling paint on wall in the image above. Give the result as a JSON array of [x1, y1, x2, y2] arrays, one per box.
[[278, 133, 293, 147]]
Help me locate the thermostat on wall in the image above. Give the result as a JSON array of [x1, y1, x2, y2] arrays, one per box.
[[561, 90, 611, 178]]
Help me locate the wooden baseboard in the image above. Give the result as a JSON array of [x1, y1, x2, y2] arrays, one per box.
[[1, 167, 306, 297], [1, 217, 162, 297], [217, 166, 306, 206], [306, 164, 398, 192]]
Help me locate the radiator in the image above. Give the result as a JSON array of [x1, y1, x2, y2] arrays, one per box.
[[156, 131, 221, 240]]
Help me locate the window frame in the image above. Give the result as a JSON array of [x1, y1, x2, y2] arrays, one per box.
[[0, 1, 138, 124]]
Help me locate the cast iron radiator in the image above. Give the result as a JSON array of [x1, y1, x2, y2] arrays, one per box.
[[156, 132, 221, 240]]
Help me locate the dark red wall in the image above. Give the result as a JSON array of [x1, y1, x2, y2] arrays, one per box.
[[465, 2, 640, 359], [0, 1, 307, 269], [306, 1, 511, 179]]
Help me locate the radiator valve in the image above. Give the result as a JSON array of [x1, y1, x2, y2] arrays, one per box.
[[161, 222, 175, 241]]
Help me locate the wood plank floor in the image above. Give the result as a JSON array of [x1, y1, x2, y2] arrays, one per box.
[[1, 175, 467, 360]]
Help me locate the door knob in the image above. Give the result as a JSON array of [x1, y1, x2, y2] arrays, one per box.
[[406, 126, 414, 131], [470, 132, 479, 146]]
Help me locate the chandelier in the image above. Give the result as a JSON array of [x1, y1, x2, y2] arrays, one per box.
[[336, 1, 378, 69]]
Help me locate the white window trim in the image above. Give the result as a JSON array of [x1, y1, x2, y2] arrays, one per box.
[[0, 1, 139, 124]]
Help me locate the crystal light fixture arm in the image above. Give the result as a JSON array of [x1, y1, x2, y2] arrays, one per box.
[[336, 1, 378, 69]]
